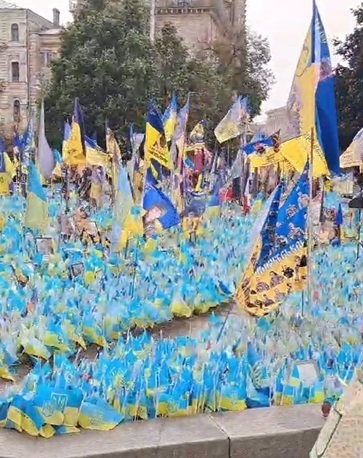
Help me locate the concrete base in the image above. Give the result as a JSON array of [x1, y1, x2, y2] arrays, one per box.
[[0, 405, 324, 458]]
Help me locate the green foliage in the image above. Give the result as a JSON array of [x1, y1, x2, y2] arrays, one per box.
[[44, 0, 273, 150], [334, 4, 363, 150]]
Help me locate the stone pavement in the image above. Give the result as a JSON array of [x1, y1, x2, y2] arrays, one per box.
[[0, 405, 324, 458]]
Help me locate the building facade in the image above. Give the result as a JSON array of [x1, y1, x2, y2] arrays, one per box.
[[71, 0, 247, 52], [264, 106, 292, 142], [0, 0, 61, 137]]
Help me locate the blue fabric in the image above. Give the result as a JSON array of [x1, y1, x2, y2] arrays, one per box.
[[28, 162, 47, 202], [147, 101, 165, 135], [243, 132, 277, 155], [143, 169, 180, 230], [312, 1, 340, 175]]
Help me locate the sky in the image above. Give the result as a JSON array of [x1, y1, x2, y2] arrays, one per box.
[[12, 0, 362, 113]]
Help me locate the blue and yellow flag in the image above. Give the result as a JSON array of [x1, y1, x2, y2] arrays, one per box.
[[106, 125, 122, 159], [21, 117, 35, 167], [162, 92, 178, 143], [244, 131, 283, 169], [85, 136, 109, 168], [189, 120, 205, 148], [143, 169, 180, 238], [24, 162, 49, 233], [172, 95, 190, 160], [62, 121, 71, 163], [66, 98, 86, 166], [111, 165, 142, 252], [235, 165, 309, 317], [0, 141, 16, 196], [214, 96, 249, 144], [286, 1, 339, 176], [145, 102, 172, 170]]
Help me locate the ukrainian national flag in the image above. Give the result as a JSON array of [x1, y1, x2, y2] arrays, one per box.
[[85, 136, 109, 168], [52, 149, 63, 179], [286, 1, 340, 176], [172, 95, 190, 161], [145, 102, 172, 170], [0, 141, 16, 196], [214, 96, 249, 144], [66, 98, 86, 166], [24, 162, 48, 233], [62, 121, 71, 163], [162, 92, 178, 143], [111, 165, 141, 252]]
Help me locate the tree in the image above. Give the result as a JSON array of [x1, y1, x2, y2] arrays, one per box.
[[154, 23, 230, 140], [44, 0, 273, 150], [45, 0, 159, 148], [334, 4, 363, 151]]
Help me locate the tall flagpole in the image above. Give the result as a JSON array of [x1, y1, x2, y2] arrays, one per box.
[[306, 126, 314, 316]]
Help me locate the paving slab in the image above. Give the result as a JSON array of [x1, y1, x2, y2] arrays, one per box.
[[211, 404, 324, 458], [0, 414, 229, 458]]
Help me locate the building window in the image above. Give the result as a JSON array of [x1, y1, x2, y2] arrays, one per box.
[[11, 62, 20, 82], [13, 100, 21, 123], [11, 24, 19, 42], [41, 51, 53, 66]]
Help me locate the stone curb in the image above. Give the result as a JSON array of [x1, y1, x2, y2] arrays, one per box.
[[0, 405, 324, 458]]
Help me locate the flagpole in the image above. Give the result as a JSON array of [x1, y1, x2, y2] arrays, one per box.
[[306, 126, 315, 316]]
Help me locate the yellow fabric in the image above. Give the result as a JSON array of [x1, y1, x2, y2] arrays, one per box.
[[235, 238, 307, 317], [52, 162, 62, 179], [117, 211, 143, 251], [280, 134, 329, 178], [86, 148, 109, 167], [164, 113, 177, 143], [106, 129, 122, 159], [145, 123, 172, 170], [66, 122, 86, 166], [0, 153, 16, 196], [0, 173, 12, 196], [24, 192, 49, 233], [287, 22, 330, 177], [90, 183, 102, 200]]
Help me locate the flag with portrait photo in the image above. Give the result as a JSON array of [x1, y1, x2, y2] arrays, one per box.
[[235, 164, 309, 317], [143, 169, 180, 238]]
